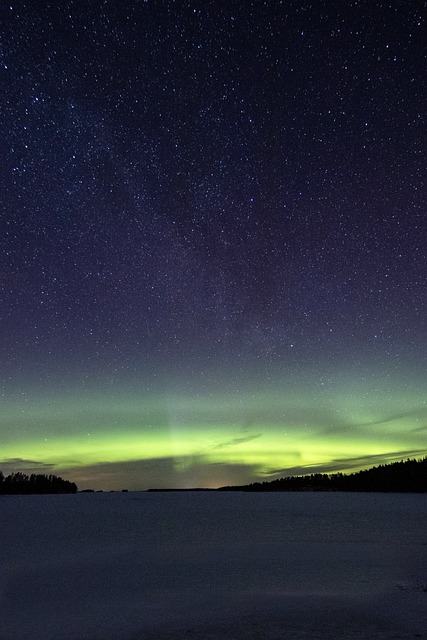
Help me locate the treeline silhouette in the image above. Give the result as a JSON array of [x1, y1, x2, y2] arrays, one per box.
[[0, 472, 77, 494], [219, 457, 427, 493]]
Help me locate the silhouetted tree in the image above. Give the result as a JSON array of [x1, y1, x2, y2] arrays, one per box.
[[219, 457, 427, 493], [0, 472, 77, 494]]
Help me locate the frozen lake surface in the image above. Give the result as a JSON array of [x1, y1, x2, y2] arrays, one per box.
[[1, 491, 427, 639]]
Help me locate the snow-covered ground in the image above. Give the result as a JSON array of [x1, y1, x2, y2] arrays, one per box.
[[1, 491, 427, 639]]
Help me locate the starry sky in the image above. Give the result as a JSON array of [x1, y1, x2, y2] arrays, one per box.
[[1, 1, 426, 490]]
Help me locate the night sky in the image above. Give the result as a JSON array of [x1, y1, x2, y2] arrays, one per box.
[[1, 1, 426, 490]]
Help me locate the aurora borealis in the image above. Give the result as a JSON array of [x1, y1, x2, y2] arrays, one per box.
[[1, 2, 426, 490], [2, 371, 427, 490]]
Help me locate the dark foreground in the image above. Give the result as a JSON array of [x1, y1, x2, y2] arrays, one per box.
[[1, 492, 427, 639]]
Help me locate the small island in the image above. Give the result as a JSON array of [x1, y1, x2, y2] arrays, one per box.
[[0, 471, 77, 494]]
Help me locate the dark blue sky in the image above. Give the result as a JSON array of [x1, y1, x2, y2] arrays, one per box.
[[1, 1, 426, 489]]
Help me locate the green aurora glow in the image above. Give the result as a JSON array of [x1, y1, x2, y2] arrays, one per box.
[[1, 2, 425, 491], [2, 369, 426, 490]]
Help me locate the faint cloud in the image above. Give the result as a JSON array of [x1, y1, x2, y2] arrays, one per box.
[[316, 406, 427, 439], [355, 407, 427, 429], [412, 423, 427, 433], [0, 458, 56, 474], [265, 448, 427, 479], [211, 433, 262, 450]]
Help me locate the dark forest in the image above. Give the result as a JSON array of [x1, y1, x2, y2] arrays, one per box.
[[0, 472, 77, 494], [219, 457, 427, 493]]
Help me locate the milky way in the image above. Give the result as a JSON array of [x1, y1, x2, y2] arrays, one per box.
[[1, 1, 425, 489]]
